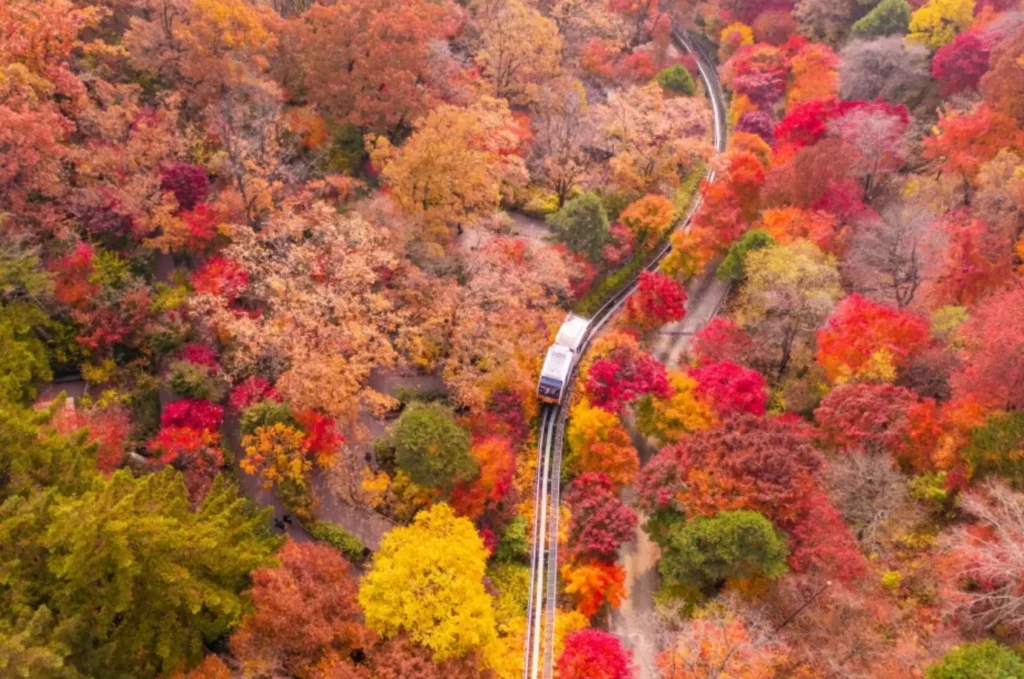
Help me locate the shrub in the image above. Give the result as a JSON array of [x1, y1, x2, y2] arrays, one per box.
[[306, 520, 367, 563], [852, 0, 911, 38], [240, 399, 297, 436], [655, 64, 696, 96], [495, 515, 529, 562], [926, 641, 1024, 679], [547, 192, 611, 262], [165, 359, 227, 402], [965, 412, 1024, 488], [393, 402, 476, 491], [322, 123, 368, 175], [717, 229, 775, 281], [660, 510, 789, 595]]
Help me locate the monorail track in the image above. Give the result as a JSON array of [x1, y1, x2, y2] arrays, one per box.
[[520, 28, 728, 679]]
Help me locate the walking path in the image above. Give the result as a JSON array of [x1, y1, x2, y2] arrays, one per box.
[[609, 266, 732, 677]]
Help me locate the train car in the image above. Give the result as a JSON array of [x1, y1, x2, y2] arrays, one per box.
[[537, 314, 590, 405]]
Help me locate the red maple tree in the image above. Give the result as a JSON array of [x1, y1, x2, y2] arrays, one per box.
[[690, 360, 769, 416], [557, 629, 633, 679], [585, 347, 671, 413]]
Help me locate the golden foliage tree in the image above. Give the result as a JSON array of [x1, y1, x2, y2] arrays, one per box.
[[476, 0, 562, 103], [907, 0, 975, 49], [358, 503, 497, 661], [634, 371, 716, 445], [369, 97, 529, 238], [241, 422, 319, 490], [566, 400, 639, 488]]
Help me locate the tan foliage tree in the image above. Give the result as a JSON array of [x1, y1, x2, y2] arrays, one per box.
[[945, 482, 1024, 637], [593, 83, 712, 194], [193, 201, 406, 425], [842, 204, 941, 309], [438, 237, 570, 410], [529, 77, 597, 206], [658, 597, 787, 679], [736, 241, 842, 377], [550, 0, 630, 62]]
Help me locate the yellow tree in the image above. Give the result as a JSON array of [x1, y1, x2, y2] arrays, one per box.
[[359, 503, 497, 660], [566, 400, 639, 488], [720, 23, 754, 60], [619, 195, 676, 251], [369, 97, 529, 239], [907, 0, 975, 49], [241, 422, 317, 490], [634, 371, 716, 445], [476, 0, 562, 103]]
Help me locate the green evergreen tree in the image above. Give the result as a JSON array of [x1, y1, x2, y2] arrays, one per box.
[[852, 0, 912, 38], [394, 402, 476, 491], [547, 193, 611, 262], [0, 241, 54, 403], [495, 516, 529, 562], [659, 510, 789, 595], [0, 400, 95, 502], [926, 641, 1024, 679], [655, 64, 696, 96], [718, 229, 776, 281], [2, 469, 277, 679], [0, 607, 82, 679], [965, 411, 1024, 488]]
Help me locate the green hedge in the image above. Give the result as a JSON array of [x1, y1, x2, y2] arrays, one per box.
[[306, 519, 367, 564], [573, 253, 648, 317]]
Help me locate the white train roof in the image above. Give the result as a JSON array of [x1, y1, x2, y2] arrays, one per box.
[[540, 345, 573, 381], [554, 314, 590, 352]]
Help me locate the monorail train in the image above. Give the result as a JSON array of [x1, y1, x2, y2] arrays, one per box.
[[537, 314, 591, 405]]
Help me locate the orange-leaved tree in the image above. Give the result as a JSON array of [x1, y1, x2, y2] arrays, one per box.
[[816, 294, 930, 384], [561, 562, 627, 618], [279, 0, 459, 133], [230, 541, 371, 678], [369, 97, 529, 238]]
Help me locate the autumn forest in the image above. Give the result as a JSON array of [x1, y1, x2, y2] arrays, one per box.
[[2, 0, 1024, 677]]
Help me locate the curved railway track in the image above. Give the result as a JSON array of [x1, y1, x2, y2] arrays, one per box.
[[521, 28, 728, 679]]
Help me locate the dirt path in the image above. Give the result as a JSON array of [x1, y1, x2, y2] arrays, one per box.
[[609, 266, 732, 677], [651, 265, 732, 365], [456, 211, 553, 251], [610, 501, 662, 679]]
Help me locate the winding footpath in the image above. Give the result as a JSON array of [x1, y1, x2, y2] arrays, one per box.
[[521, 28, 729, 679]]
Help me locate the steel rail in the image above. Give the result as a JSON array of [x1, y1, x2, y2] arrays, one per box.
[[521, 406, 551, 679], [526, 407, 557, 679], [522, 27, 728, 679]]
